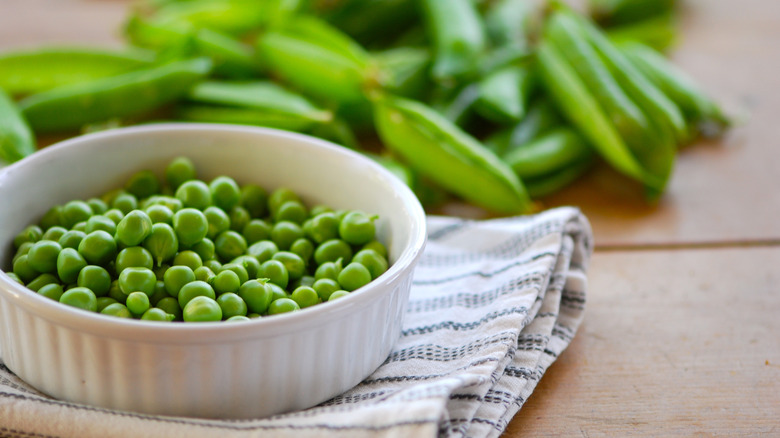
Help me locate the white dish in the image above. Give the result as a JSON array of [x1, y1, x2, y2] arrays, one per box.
[[0, 124, 426, 419]]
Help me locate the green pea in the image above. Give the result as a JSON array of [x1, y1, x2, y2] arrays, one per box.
[[306, 212, 339, 244], [352, 249, 389, 280], [77, 265, 111, 297], [209, 176, 241, 212], [107, 280, 126, 303], [220, 262, 249, 284], [5, 272, 23, 285], [116, 210, 152, 247], [39, 206, 63, 230], [71, 221, 87, 232], [115, 246, 154, 273], [191, 237, 215, 261], [104, 208, 125, 225], [13, 254, 38, 283], [163, 265, 196, 297], [172, 208, 208, 246], [86, 198, 109, 215], [183, 296, 222, 322], [112, 193, 139, 215], [125, 169, 160, 199], [361, 240, 388, 258], [175, 180, 211, 210], [268, 187, 300, 218], [145, 204, 174, 224], [237, 279, 273, 314], [230, 255, 259, 279], [78, 230, 117, 266], [337, 262, 372, 291], [271, 251, 305, 281], [338, 211, 377, 245], [153, 264, 170, 281], [173, 250, 203, 270], [58, 230, 86, 250], [314, 239, 352, 265], [314, 259, 343, 281], [212, 269, 240, 294], [267, 297, 300, 315], [313, 278, 340, 301], [247, 240, 278, 263], [101, 302, 133, 318], [26, 273, 59, 292], [84, 215, 116, 235], [258, 259, 289, 289], [216, 292, 247, 319], [178, 280, 216, 308], [41, 226, 68, 242], [12, 242, 33, 265], [203, 206, 230, 239], [268, 282, 288, 302], [38, 283, 64, 301], [14, 225, 43, 249], [309, 205, 332, 217], [228, 206, 250, 232], [226, 315, 250, 322], [193, 265, 216, 283], [96, 296, 118, 312], [27, 240, 62, 274], [156, 296, 183, 321], [143, 223, 178, 267], [215, 230, 247, 261], [204, 259, 222, 274], [239, 184, 267, 218], [141, 307, 175, 321], [126, 291, 151, 315], [61, 201, 92, 229], [274, 200, 307, 224], [291, 286, 319, 308], [143, 195, 183, 212], [118, 267, 156, 296], [59, 287, 97, 312], [328, 290, 350, 301], [242, 219, 271, 245], [149, 280, 168, 306], [166, 156, 196, 190], [271, 221, 303, 250]]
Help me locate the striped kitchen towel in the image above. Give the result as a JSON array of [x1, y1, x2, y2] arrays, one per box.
[[0, 207, 593, 438]]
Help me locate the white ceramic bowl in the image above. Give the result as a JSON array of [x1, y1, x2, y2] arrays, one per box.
[[0, 124, 426, 419]]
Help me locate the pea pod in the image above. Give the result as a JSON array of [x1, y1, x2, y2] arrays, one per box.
[[20, 58, 212, 133], [474, 63, 535, 124], [363, 153, 415, 187], [0, 47, 155, 97], [484, 98, 561, 157], [484, 0, 533, 51], [433, 84, 480, 127], [151, 0, 298, 35], [524, 159, 594, 198], [372, 47, 431, 100], [125, 16, 261, 78], [319, 0, 420, 48], [606, 13, 678, 52], [536, 40, 651, 187], [618, 40, 730, 137], [589, 0, 676, 27], [373, 94, 532, 214], [503, 127, 593, 180], [257, 16, 379, 103], [0, 87, 36, 163], [421, 0, 487, 82]]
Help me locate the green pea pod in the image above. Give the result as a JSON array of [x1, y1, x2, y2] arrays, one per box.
[[421, 0, 487, 82], [175, 105, 321, 131], [363, 153, 415, 187], [606, 13, 678, 53], [372, 47, 431, 100], [524, 159, 594, 198], [474, 63, 535, 124], [125, 16, 261, 78], [618, 40, 730, 137], [186, 80, 332, 122], [503, 127, 593, 180], [320, 0, 420, 48], [20, 57, 212, 133], [589, 0, 676, 27], [536, 40, 652, 187], [433, 84, 480, 127], [484, 98, 562, 157], [257, 16, 378, 103], [152, 0, 300, 35], [545, 11, 657, 160], [373, 94, 532, 214], [572, 10, 687, 145], [0, 47, 155, 97], [0, 87, 36, 163], [484, 0, 533, 51]]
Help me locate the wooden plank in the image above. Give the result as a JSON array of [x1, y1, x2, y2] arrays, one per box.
[[505, 247, 780, 436]]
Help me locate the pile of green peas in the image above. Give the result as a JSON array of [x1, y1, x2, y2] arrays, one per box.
[[5, 157, 389, 323]]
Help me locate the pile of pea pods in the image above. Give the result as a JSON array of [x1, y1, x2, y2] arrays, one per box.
[[0, 0, 730, 215]]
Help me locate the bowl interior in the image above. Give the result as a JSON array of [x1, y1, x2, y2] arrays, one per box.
[[0, 124, 426, 335]]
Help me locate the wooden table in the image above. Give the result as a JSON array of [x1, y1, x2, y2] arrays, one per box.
[[2, 1, 778, 436]]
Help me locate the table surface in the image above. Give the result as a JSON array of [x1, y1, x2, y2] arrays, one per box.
[[2, 1, 778, 436]]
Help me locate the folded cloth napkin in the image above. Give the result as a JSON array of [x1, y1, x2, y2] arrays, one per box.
[[0, 207, 593, 438]]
